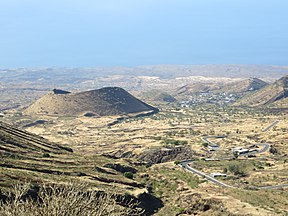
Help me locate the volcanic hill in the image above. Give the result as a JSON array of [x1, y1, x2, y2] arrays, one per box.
[[235, 75, 288, 107], [24, 87, 158, 116]]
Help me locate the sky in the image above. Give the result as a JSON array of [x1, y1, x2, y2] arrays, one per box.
[[0, 0, 288, 67]]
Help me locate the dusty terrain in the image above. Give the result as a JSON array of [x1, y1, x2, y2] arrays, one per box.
[[2, 102, 287, 215]]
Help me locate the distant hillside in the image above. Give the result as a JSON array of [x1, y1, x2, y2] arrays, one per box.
[[141, 90, 176, 103], [24, 87, 158, 116], [1, 65, 287, 84], [234, 75, 288, 107], [176, 78, 267, 96], [215, 78, 268, 94], [176, 83, 218, 95]]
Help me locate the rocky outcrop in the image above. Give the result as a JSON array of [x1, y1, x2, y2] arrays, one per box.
[[138, 147, 196, 164]]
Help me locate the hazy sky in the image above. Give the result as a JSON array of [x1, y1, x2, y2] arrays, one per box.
[[0, 0, 287, 67]]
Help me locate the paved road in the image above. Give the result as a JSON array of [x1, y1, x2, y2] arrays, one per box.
[[179, 143, 288, 190], [201, 135, 270, 156], [239, 143, 270, 156], [201, 136, 225, 148], [258, 184, 288, 190], [180, 160, 235, 188], [262, 120, 280, 132]]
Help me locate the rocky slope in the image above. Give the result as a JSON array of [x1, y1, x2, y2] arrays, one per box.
[[234, 75, 288, 107], [140, 90, 176, 103], [176, 83, 218, 95], [176, 78, 267, 96], [215, 78, 268, 94]]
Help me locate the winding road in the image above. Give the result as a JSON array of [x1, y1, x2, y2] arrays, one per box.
[[180, 160, 235, 188], [201, 136, 226, 148], [180, 137, 288, 190]]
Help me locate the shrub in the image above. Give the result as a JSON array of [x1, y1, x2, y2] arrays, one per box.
[[124, 172, 134, 179], [161, 139, 188, 146], [269, 146, 278, 154], [202, 142, 208, 148], [228, 164, 246, 177], [42, 153, 50, 158], [174, 160, 180, 165]]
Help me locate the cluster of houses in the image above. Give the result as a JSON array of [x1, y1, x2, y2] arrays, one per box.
[[179, 92, 240, 107]]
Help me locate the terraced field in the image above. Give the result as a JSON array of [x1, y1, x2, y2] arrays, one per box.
[[0, 121, 147, 193]]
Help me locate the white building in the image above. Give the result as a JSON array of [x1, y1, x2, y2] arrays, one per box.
[[232, 147, 249, 155], [210, 173, 227, 178]]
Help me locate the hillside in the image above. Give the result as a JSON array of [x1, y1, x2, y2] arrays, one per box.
[[140, 90, 176, 103], [215, 78, 267, 94], [0, 121, 162, 214], [235, 75, 288, 107], [176, 83, 218, 95], [0, 121, 72, 158], [0, 121, 136, 188], [24, 87, 158, 116], [0, 121, 74, 186]]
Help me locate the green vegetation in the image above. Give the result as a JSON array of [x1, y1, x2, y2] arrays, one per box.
[[228, 164, 246, 177], [141, 166, 202, 198], [174, 160, 180, 165], [123, 172, 134, 179], [201, 142, 209, 147], [161, 138, 188, 146], [42, 153, 50, 158], [226, 189, 288, 215]]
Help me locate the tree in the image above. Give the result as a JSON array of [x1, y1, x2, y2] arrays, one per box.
[[232, 151, 239, 159], [228, 164, 246, 177], [269, 146, 278, 154]]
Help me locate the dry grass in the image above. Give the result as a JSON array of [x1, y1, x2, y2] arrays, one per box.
[[0, 183, 143, 216]]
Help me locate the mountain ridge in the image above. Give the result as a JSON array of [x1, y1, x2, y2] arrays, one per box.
[[234, 75, 288, 107]]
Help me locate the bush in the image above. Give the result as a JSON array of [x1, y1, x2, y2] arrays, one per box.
[[202, 142, 208, 148], [269, 146, 278, 154], [42, 153, 50, 158], [124, 172, 134, 179], [228, 164, 246, 177], [161, 139, 188, 146], [174, 160, 180, 165]]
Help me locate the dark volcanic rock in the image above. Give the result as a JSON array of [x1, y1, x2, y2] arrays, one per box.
[[138, 147, 195, 164], [104, 163, 137, 174]]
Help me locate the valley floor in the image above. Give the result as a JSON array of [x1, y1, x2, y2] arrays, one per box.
[[1, 104, 288, 215]]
